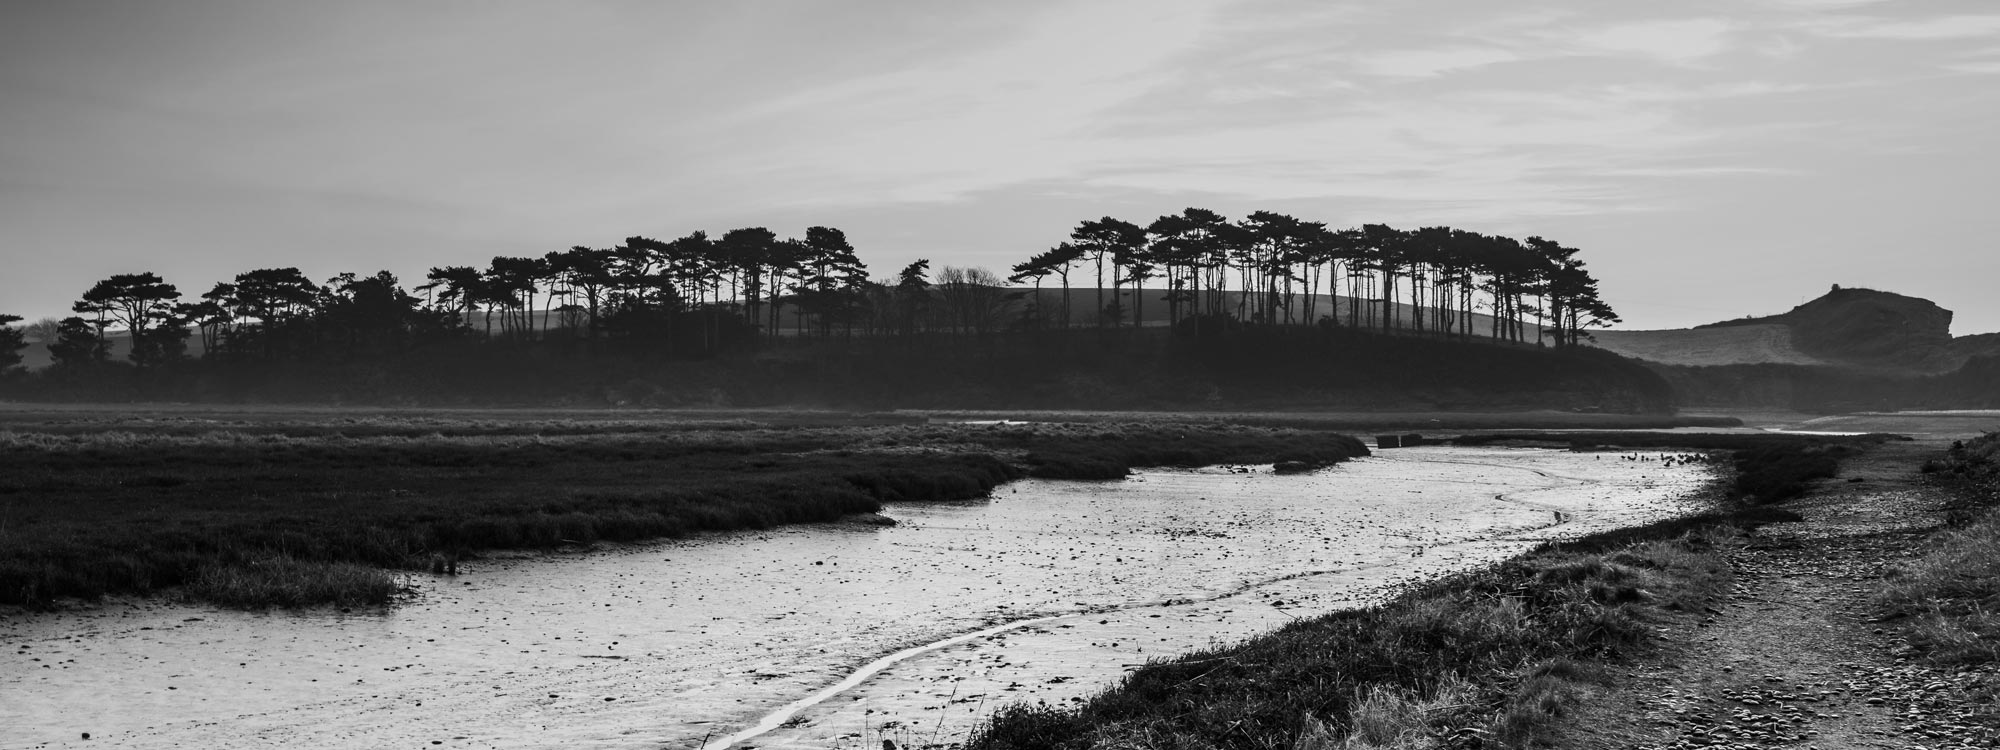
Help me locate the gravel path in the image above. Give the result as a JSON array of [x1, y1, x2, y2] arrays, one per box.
[[1557, 441, 2000, 750]]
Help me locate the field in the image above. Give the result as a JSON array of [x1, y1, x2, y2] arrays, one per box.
[[0, 405, 1369, 608]]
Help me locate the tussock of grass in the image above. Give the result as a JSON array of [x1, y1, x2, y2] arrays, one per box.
[[185, 557, 404, 609], [1491, 658, 1608, 746], [1296, 675, 1477, 750]]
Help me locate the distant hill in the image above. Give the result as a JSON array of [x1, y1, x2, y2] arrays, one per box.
[[1591, 286, 2000, 375], [13, 333, 207, 371], [1585, 286, 2000, 411], [1589, 324, 1831, 368]]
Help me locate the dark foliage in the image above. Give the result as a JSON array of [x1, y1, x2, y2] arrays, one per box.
[[2, 324, 1685, 413], [0, 313, 24, 374], [1656, 357, 2000, 412], [1731, 443, 1847, 504]]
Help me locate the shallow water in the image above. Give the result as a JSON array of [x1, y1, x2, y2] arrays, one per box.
[[1, 447, 1709, 750]]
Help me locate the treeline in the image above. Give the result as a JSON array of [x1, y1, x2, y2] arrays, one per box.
[[0, 209, 1619, 396], [1013, 209, 1617, 345]]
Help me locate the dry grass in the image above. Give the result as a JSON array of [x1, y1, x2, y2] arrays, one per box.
[[1303, 676, 1479, 750], [1876, 433, 2000, 665], [184, 557, 405, 609]]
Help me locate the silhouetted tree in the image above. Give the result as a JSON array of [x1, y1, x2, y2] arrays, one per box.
[[219, 268, 322, 359], [183, 285, 232, 355], [1070, 218, 1147, 326], [420, 265, 483, 325], [0, 314, 24, 375], [73, 272, 187, 368], [717, 227, 782, 341], [894, 259, 931, 337], [936, 266, 1014, 337], [547, 246, 617, 338], [320, 271, 437, 357], [46, 316, 108, 368], [1010, 243, 1084, 328]]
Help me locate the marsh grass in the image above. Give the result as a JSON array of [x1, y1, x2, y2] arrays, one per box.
[[185, 557, 405, 609], [0, 415, 1364, 608]]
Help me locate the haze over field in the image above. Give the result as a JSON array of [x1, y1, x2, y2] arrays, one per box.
[[3, 0, 1997, 331]]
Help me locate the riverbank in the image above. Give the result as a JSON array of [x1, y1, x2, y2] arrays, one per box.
[[0, 411, 1365, 609], [1541, 434, 2000, 750], [966, 431, 1899, 749]]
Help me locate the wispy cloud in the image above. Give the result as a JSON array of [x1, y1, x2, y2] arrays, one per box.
[[1562, 18, 1739, 65], [1356, 46, 1520, 78], [1804, 14, 2000, 40]]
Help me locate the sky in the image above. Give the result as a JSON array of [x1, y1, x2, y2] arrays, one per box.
[[3, 0, 1998, 333]]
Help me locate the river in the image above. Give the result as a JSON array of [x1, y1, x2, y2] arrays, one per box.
[[1, 446, 1710, 749]]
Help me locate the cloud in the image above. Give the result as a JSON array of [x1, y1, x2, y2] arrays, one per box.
[[1356, 46, 1520, 78], [719, 0, 1228, 205], [1563, 18, 1739, 65], [1805, 14, 2000, 40]]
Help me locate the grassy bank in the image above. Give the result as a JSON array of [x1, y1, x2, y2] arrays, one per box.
[[1877, 432, 2000, 665], [967, 433, 1878, 750], [0, 413, 1365, 609]]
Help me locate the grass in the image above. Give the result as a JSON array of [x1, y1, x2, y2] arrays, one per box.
[[0, 411, 1366, 609], [966, 436, 1854, 750], [185, 557, 405, 609], [1877, 432, 2000, 665]]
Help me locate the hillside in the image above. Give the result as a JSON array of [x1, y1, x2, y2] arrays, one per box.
[[1592, 286, 1997, 375], [1588, 324, 1831, 367], [12, 333, 207, 371], [1585, 287, 2000, 411]]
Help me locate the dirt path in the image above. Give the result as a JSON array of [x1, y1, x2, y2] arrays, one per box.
[[1554, 441, 1999, 750]]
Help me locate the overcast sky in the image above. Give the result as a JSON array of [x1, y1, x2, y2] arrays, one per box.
[[4, 0, 1997, 333]]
